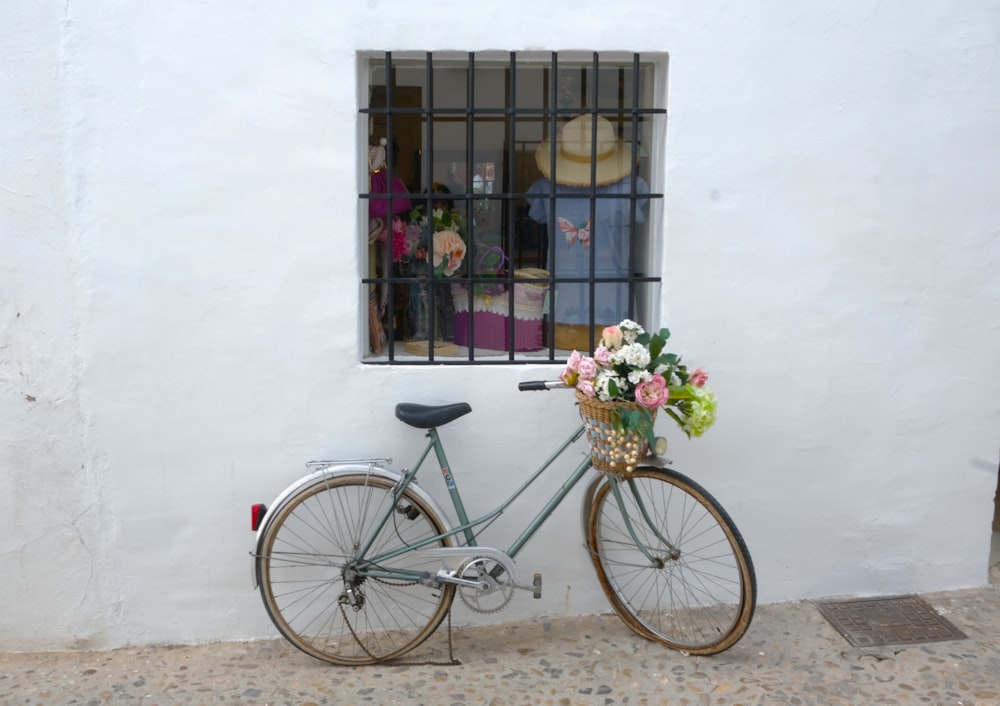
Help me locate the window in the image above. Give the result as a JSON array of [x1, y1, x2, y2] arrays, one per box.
[[362, 51, 666, 364]]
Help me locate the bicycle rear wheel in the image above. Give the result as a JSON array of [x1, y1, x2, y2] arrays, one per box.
[[257, 474, 455, 664], [588, 467, 756, 655]]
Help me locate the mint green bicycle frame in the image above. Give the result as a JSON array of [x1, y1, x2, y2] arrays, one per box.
[[352, 422, 667, 583]]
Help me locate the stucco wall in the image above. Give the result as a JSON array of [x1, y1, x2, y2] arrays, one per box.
[[2, 0, 998, 650]]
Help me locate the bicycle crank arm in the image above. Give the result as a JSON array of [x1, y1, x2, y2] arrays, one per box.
[[424, 568, 542, 602], [426, 569, 492, 591], [417, 546, 521, 585]]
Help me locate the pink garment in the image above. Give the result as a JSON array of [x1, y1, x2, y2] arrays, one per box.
[[369, 169, 412, 219]]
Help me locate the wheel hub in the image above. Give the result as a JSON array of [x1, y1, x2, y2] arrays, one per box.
[[339, 565, 367, 610]]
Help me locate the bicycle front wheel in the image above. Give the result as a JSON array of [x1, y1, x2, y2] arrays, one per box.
[[257, 474, 455, 665], [588, 467, 756, 655]]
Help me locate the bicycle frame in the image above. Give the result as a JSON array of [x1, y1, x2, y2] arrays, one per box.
[[352, 423, 588, 574], [353, 420, 671, 582]]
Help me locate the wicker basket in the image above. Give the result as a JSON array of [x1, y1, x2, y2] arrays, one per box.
[[576, 389, 657, 473]]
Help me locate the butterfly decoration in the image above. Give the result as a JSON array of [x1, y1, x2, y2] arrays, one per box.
[[557, 217, 591, 247]]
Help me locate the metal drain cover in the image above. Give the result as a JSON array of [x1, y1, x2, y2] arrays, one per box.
[[816, 594, 967, 647]]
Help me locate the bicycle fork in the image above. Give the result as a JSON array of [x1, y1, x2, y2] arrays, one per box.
[[591, 471, 682, 566]]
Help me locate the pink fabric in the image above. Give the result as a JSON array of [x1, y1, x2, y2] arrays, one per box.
[[454, 311, 543, 352], [369, 170, 412, 218]]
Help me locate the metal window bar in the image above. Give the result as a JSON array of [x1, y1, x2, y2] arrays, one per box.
[[362, 51, 663, 365], [463, 53, 476, 361], [502, 52, 521, 361]]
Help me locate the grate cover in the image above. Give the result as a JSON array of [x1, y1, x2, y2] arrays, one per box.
[[816, 594, 967, 647]]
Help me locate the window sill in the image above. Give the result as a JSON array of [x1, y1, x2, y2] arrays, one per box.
[[363, 340, 575, 365]]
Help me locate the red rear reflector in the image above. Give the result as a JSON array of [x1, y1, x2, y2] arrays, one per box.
[[251, 504, 267, 531]]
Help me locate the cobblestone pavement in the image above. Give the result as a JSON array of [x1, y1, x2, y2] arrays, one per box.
[[2, 581, 999, 706]]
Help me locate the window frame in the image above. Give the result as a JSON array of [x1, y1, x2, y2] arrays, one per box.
[[360, 51, 667, 365]]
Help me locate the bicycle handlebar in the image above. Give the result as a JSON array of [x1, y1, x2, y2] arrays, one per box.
[[518, 380, 569, 391]]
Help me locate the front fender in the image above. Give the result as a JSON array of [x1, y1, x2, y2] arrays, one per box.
[[251, 462, 453, 588]]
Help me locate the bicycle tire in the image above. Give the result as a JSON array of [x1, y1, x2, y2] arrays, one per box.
[[587, 466, 756, 655], [257, 474, 455, 664]]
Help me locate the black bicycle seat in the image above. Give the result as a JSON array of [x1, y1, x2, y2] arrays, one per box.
[[395, 402, 472, 429]]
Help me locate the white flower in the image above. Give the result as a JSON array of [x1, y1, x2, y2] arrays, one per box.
[[594, 369, 621, 401], [619, 319, 645, 343], [628, 369, 652, 385], [612, 342, 650, 369]]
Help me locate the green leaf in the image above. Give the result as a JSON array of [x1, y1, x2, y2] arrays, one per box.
[[650, 354, 671, 371], [610, 407, 626, 431], [667, 384, 695, 401], [618, 407, 658, 447], [664, 408, 691, 438]]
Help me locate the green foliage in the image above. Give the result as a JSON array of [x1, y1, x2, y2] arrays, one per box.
[[614, 407, 657, 447]]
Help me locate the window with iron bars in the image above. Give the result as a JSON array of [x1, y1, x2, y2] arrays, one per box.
[[362, 51, 666, 364]]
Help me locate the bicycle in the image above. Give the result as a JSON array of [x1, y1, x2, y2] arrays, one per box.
[[249, 381, 756, 665]]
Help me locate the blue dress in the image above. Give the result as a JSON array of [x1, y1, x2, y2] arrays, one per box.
[[527, 176, 650, 325]]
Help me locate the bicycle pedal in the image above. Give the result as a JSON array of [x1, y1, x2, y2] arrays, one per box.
[[533, 572, 542, 599]]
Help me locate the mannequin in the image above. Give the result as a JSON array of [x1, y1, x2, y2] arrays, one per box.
[[526, 115, 649, 350], [367, 137, 411, 354]]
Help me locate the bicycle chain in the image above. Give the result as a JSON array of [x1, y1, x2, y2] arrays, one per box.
[[371, 576, 419, 587]]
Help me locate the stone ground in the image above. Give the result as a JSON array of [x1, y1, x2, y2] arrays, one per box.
[[2, 581, 999, 706]]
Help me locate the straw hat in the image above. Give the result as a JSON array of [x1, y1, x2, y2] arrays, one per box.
[[535, 115, 633, 186]]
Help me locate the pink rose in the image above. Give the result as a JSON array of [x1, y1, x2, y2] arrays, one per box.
[[601, 325, 623, 350], [560, 367, 578, 387], [593, 345, 612, 367], [433, 230, 466, 276], [577, 379, 596, 398], [565, 350, 583, 372], [577, 357, 598, 381], [635, 375, 670, 409], [689, 368, 709, 388]]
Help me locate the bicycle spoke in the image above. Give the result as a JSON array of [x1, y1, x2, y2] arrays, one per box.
[[257, 475, 454, 664], [588, 468, 756, 654]]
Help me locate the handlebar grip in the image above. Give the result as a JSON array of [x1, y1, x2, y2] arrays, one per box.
[[518, 380, 566, 391]]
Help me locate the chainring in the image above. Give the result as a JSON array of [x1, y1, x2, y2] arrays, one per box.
[[456, 557, 515, 614]]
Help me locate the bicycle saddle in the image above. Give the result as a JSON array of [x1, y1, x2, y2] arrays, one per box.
[[395, 402, 472, 429]]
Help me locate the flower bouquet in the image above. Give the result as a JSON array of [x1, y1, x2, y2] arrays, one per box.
[[392, 205, 467, 277], [388, 205, 468, 353], [560, 319, 718, 472]]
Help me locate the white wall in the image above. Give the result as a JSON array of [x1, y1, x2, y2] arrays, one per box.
[[2, 0, 998, 651]]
